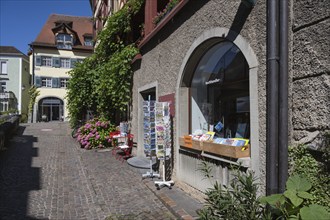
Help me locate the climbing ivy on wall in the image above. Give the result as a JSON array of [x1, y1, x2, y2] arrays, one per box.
[[66, 0, 143, 126], [28, 85, 40, 114]]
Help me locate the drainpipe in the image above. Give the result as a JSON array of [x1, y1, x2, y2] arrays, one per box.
[[266, 0, 279, 195], [278, 0, 289, 193], [241, 0, 257, 8]]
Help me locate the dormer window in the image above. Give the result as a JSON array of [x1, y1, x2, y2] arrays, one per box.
[[56, 33, 73, 50], [84, 36, 93, 46]]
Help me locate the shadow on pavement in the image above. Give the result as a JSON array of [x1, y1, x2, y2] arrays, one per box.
[[0, 125, 40, 220]]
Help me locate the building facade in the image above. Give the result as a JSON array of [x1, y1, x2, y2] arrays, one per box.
[[93, 0, 330, 195], [0, 46, 30, 117], [90, 0, 127, 39], [29, 14, 93, 122]]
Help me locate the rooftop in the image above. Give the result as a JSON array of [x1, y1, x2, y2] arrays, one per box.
[[0, 46, 29, 59], [31, 14, 93, 51]]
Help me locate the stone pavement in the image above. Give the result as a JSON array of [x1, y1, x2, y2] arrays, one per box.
[[0, 122, 202, 220]]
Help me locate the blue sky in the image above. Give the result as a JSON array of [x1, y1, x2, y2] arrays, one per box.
[[0, 0, 92, 55]]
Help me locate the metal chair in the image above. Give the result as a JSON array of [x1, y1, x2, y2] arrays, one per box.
[[115, 134, 134, 162], [109, 131, 121, 155]]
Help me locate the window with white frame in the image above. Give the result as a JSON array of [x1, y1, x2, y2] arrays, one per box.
[[60, 78, 69, 88], [41, 56, 52, 67], [60, 58, 71, 68], [0, 61, 8, 74], [56, 33, 73, 50], [41, 77, 52, 87]]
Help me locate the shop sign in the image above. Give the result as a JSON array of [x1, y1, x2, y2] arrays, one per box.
[[205, 78, 221, 85]]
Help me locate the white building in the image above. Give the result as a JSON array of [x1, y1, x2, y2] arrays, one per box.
[[29, 14, 93, 122], [0, 46, 30, 118]]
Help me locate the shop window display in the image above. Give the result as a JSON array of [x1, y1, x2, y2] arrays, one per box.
[[190, 41, 250, 140]]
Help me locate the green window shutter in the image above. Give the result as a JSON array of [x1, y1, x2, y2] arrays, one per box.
[[70, 58, 77, 68], [52, 57, 60, 68], [35, 76, 41, 87], [52, 78, 60, 88], [35, 56, 41, 66]]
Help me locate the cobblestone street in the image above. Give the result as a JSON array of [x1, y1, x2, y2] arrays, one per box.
[[0, 122, 176, 220]]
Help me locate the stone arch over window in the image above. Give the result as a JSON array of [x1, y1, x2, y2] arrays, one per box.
[[176, 27, 259, 179]]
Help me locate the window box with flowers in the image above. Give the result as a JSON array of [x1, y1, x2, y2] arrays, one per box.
[[153, 0, 182, 25]]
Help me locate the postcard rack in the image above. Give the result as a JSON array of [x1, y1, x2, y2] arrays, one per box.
[[142, 100, 160, 179]]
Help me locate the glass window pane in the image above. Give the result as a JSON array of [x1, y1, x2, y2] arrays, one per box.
[[60, 58, 70, 68], [190, 41, 250, 139], [41, 57, 52, 66], [1, 61, 8, 74], [56, 34, 72, 49]]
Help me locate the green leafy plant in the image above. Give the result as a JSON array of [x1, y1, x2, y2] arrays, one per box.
[[197, 159, 214, 180], [28, 85, 40, 114], [260, 174, 330, 219], [20, 113, 28, 123], [76, 117, 115, 149], [289, 145, 330, 207], [198, 168, 267, 220], [153, 0, 181, 25], [67, 0, 143, 126]]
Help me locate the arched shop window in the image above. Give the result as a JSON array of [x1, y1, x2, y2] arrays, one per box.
[[190, 41, 250, 139]]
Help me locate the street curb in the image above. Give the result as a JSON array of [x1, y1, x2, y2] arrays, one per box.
[[142, 179, 198, 220]]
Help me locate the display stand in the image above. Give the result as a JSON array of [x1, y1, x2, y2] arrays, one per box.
[[142, 98, 160, 179], [154, 102, 174, 189], [154, 157, 174, 189], [142, 155, 160, 179]]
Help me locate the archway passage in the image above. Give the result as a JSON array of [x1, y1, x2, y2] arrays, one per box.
[[38, 97, 64, 122]]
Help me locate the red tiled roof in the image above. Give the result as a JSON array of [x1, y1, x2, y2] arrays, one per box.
[[31, 14, 93, 51]]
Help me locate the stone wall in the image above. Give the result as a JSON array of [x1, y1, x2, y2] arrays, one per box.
[[131, 0, 268, 193], [292, 0, 330, 151]]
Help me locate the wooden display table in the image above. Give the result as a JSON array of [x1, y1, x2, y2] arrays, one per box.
[[179, 136, 250, 159]]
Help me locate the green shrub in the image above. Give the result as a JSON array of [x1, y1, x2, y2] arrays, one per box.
[[20, 113, 28, 123], [289, 145, 330, 207], [66, 0, 143, 124], [76, 117, 115, 149], [197, 169, 267, 220], [197, 158, 330, 219], [260, 174, 330, 219]]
